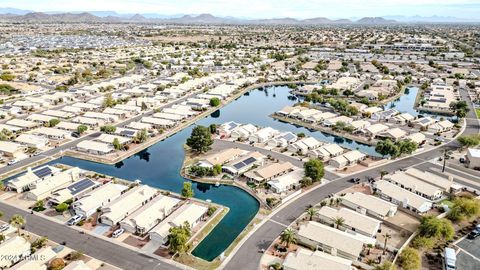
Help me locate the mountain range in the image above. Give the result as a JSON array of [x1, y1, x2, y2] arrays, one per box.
[[0, 8, 477, 24]]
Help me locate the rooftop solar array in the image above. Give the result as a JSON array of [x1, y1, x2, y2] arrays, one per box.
[[68, 178, 96, 195], [120, 130, 136, 137], [33, 166, 53, 178], [232, 157, 257, 170]]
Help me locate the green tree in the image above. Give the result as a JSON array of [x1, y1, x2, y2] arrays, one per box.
[[279, 228, 296, 248], [450, 100, 470, 119], [397, 139, 418, 155], [48, 118, 60, 127], [447, 197, 480, 222], [209, 97, 221, 107], [418, 215, 454, 241], [77, 125, 88, 134], [209, 124, 217, 134], [141, 102, 148, 111], [112, 138, 122, 150], [0, 72, 15, 81], [373, 261, 396, 270], [33, 200, 45, 211], [375, 139, 400, 158], [55, 203, 69, 213], [9, 214, 26, 235], [305, 207, 318, 221], [212, 164, 222, 176], [103, 93, 115, 108], [100, 125, 116, 134], [333, 216, 345, 228], [31, 236, 48, 249], [457, 135, 480, 148], [186, 125, 213, 153], [135, 128, 148, 143], [304, 159, 324, 182], [167, 221, 191, 253], [399, 247, 421, 270], [181, 182, 194, 198]]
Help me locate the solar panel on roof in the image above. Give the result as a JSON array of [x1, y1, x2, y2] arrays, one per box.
[[233, 162, 244, 170], [33, 166, 52, 178], [68, 179, 96, 195], [120, 130, 135, 136], [243, 157, 256, 166]]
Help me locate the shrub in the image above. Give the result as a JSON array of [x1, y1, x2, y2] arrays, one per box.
[[399, 247, 421, 270]]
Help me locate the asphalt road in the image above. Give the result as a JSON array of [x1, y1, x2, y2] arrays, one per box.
[[224, 88, 480, 270], [0, 203, 182, 270]]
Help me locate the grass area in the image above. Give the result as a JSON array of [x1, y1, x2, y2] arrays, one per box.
[[476, 108, 480, 118], [189, 207, 229, 251], [439, 199, 455, 208]]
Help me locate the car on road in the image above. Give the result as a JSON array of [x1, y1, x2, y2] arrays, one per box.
[[349, 177, 360, 183], [7, 159, 18, 166], [467, 229, 480, 240], [67, 215, 84, 226], [112, 228, 124, 238], [0, 224, 10, 232]]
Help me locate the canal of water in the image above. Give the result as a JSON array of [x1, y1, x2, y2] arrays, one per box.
[[27, 85, 422, 261]]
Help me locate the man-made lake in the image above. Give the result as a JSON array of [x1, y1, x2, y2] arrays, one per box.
[[31, 85, 423, 261]]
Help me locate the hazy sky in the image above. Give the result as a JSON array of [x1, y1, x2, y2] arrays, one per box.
[[2, 0, 480, 19]]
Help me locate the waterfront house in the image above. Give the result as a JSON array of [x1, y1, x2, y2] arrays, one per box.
[[100, 185, 157, 226], [198, 148, 248, 168], [7, 165, 62, 193], [268, 169, 304, 194], [26, 167, 82, 201], [222, 151, 266, 175], [244, 162, 295, 183], [120, 194, 181, 234]]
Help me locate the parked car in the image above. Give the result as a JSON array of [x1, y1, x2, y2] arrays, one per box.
[[0, 224, 10, 232], [459, 157, 465, 163], [467, 229, 480, 240], [67, 215, 84, 226], [112, 228, 124, 238]]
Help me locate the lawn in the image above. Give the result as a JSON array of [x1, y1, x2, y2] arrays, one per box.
[[476, 108, 480, 118]]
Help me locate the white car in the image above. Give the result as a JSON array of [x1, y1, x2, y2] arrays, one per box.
[[0, 224, 10, 232], [7, 159, 18, 166], [67, 215, 84, 226], [112, 228, 124, 238]]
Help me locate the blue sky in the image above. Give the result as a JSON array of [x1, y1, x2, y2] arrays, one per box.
[[2, 0, 480, 19]]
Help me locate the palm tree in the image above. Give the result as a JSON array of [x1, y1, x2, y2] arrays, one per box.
[[441, 147, 453, 173], [380, 170, 388, 179], [382, 232, 392, 255], [279, 228, 296, 248], [305, 207, 318, 221], [333, 217, 345, 229], [9, 214, 26, 236]]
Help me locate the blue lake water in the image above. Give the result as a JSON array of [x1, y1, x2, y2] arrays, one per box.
[[9, 85, 426, 261]]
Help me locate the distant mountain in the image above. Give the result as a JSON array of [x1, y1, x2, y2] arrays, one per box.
[[384, 15, 478, 23], [129, 14, 147, 22], [0, 7, 32, 15], [356, 17, 396, 24]]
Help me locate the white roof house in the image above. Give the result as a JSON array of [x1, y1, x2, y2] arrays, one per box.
[[7, 165, 62, 193], [248, 127, 280, 143], [268, 169, 304, 194], [56, 121, 82, 131], [283, 248, 353, 270], [100, 185, 157, 226], [140, 117, 175, 128], [323, 116, 353, 127], [63, 260, 93, 270], [329, 150, 366, 169], [385, 171, 444, 200], [404, 168, 455, 193], [120, 195, 181, 234], [30, 127, 71, 140], [341, 192, 397, 219], [15, 133, 49, 149], [83, 112, 119, 123], [297, 221, 365, 261], [317, 207, 382, 238], [406, 132, 426, 144], [6, 119, 39, 130], [26, 167, 82, 201], [149, 202, 208, 244], [466, 148, 480, 169], [0, 236, 31, 268], [96, 134, 131, 145], [0, 140, 27, 158], [9, 246, 56, 270], [76, 140, 114, 155], [230, 124, 258, 140], [72, 182, 128, 217], [287, 137, 322, 155], [364, 123, 389, 137], [374, 180, 433, 213], [72, 116, 104, 127]]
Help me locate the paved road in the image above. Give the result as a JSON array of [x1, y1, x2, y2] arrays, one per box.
[[0, 203, 182, 270], [225, 88, 480, 270]]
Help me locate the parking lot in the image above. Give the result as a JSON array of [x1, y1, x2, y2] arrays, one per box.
[[455, 236, 480, 270]]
